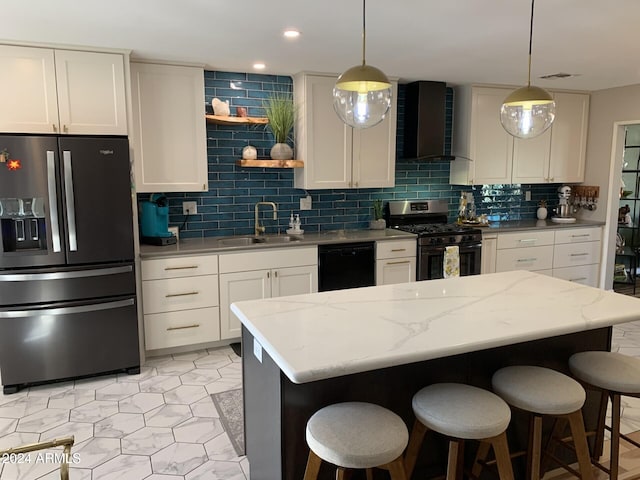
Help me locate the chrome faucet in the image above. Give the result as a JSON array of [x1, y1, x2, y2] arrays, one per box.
[[254, 202, 277, 236]]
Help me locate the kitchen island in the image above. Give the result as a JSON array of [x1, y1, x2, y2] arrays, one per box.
[[231, 271, 640, 480]]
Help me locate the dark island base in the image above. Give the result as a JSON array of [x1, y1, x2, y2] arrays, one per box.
[[242, 326, 611, 480]]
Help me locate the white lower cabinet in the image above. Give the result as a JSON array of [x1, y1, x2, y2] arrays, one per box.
[[481, 232, 498, 274], [375, 239, 416, 285], [219, 247, 318, 340], [489, 226, 602, 287], [141, 255, 220, 351]]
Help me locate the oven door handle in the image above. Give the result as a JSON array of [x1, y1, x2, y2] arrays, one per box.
[[459, 242, 483, 251]]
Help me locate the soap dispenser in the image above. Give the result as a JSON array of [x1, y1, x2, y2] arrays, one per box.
[[289, 213, 295, 229]]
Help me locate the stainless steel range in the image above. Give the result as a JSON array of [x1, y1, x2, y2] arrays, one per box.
[[386, 200, 482, 280]]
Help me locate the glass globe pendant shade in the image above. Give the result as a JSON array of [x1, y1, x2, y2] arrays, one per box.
[[500, 87, 555, 140], [333, 64, 392, 129]]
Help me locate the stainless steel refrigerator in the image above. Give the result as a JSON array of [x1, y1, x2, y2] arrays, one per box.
[[0, 135, 139, 394]]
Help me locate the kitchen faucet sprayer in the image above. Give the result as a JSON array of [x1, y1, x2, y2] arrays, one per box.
[[254, 202, 278, 236]]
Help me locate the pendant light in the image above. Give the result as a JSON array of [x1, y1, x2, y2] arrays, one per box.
[[500, 0, 555, 139], [333, 0, 392, 129]]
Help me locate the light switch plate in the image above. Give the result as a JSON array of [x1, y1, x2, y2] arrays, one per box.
[[253, 338, 263, 363], [183, 201, 197, 215], [300, 195, 312, 210]]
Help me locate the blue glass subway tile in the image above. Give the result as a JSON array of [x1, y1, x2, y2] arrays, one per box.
[[215, 71, 247, 80], [249, 188, 279, 196], [218, 188, 249, 197], [247, 73, 279, 82]]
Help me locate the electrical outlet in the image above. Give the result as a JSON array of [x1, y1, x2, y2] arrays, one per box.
[[525, 191, 532, 201], [183, 201, 197, 215], [300, 195, 312, 210]]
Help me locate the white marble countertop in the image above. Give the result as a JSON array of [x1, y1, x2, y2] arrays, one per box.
[[231, 271, 640, 384], [139, 229, 416, 258]]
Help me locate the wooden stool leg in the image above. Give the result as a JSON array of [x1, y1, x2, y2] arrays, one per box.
[[471, 440, 492, 479], [566, 410, 594, 480], [404, 419, 428, 478], [386, 455, 409, 480], [593, 390, 609, 461], [446, 439, 465, 480], [336, 467, 347, 480], [610, 393, 622, 480], [541, 417, 567, 474], [489, 432, 515, 480], [366, 468, 374, 480], [303, 450, 323, 480], [528, 415, 543, 480]]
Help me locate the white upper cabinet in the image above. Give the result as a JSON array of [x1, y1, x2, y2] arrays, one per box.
[[0, 45, 127, 135], [130, 62, 208, 193], [548, 92, 589, 183], [451, 85, 589, 185], [451, 86, 513, 185], [293, 72, 397, 189]]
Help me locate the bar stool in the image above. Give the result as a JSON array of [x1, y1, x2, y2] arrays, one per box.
[[303, 401, 408, 480], [569, 351, 640, 480], [491, 365, 594, 480], [404, 383, 514, 480]]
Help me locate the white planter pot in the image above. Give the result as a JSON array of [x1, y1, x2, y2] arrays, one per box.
[[270, 143, 293, 160], [369, 219, 386, 230]]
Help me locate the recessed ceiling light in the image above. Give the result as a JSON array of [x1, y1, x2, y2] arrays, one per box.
[[253, 63, 266, 70], [284, 29, 301, 39]]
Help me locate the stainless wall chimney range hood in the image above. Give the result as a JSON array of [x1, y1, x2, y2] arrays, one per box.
[[402, 81, 454, 161]]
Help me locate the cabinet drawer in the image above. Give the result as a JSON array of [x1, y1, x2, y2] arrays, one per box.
[[553, 264, 600, 287], [219, 246, 317, 273], [495, 245, 554, 272], [142, 255, 218, 280], [142, 275, 219, 314], [553, 241, 601, 268], [554, 227, 601, 244], [144, 307, 220, 350], [497, 230, 555, 249], [376, 257, 416, 285], [376, 240, 416, 260]]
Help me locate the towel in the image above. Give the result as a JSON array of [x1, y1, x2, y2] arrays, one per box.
[[444, 245, 460, 278]]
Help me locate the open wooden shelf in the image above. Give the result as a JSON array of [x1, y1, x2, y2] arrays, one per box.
[[236, 159, 304, 168], [206, 115, 268, 125]]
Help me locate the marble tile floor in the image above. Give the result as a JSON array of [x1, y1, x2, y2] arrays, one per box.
[[1, 321, 640, 480], [0, 345, 248, 480]]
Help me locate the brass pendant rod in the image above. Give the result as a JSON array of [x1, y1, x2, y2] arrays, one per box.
[[362, 0, 366, 66], [527, 0, 535, 87]]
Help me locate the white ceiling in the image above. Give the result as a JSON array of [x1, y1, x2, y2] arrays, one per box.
[[3, 0, 640, 91]]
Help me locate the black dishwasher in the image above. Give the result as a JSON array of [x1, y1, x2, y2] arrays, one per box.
[[318, 242, 375, 291]]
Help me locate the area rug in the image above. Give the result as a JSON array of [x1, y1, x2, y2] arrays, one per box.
[[211, 388, 244, 456]]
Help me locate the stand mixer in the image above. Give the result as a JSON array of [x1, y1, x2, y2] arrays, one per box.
[[551, 185, 577, 223]]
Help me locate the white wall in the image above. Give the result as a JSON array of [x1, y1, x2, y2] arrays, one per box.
[[581, 84, 640, 288]]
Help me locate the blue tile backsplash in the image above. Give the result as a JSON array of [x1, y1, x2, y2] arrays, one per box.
[[137, 70, 563, 239]]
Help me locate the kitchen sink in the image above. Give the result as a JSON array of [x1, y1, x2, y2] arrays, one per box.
[[217, 235, 301, 247]]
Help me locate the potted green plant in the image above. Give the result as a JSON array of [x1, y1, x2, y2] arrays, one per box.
[[264, 91, 295, 160], [370, 199, 386, 230]]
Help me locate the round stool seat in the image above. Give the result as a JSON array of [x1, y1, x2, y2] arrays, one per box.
[[492, 366, 585, 415], [412, 383, 511, 440], [570, 351, 640, 394], [306, 402, 408, 469]]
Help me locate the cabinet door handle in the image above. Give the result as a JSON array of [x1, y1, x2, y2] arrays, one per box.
[[391, 248, 406, 252], [274, 271, 278, 277], [52, 124, 58, 133], [519, 239, 537, 243], [517, 258, 537, 262], [63, 124, 69, 133], [165, 291, 199, 298], [164, 265, 198, 271], [387, 260, 411, 265], [569, 277, 587, 282], [167, 324, 200, 331], [549, 177, 554, 182], [570, 253, 589, 257], [570, 234, 590, 238], [267, 271, 270, 278]]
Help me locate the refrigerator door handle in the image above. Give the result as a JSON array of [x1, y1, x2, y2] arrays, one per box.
[[46, 151, 62, 253], [0, 298, 134, 318], [63, 151, 78, 252], [0, 265, 133, 282]]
